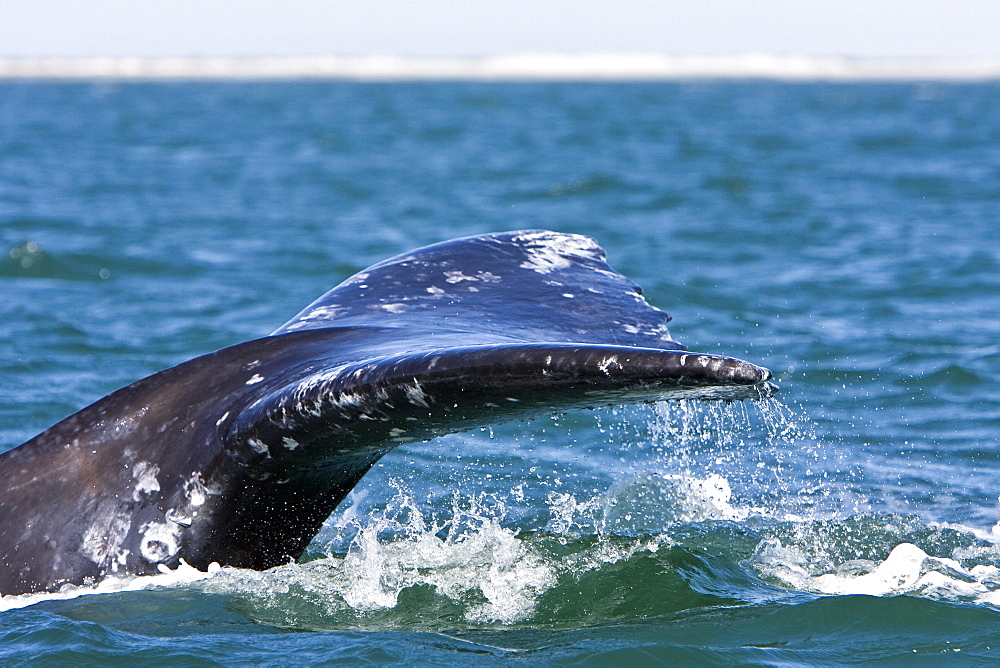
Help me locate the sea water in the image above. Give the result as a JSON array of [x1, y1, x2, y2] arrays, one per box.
[[1, 81, 999, 664]]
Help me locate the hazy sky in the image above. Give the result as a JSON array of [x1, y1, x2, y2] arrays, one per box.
[[2, 0, 998, 60]]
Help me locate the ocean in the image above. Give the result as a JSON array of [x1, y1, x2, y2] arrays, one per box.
[[1, 79, 999, 664]]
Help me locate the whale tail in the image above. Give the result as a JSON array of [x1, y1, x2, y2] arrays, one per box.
[[0, 230, 774, 596]]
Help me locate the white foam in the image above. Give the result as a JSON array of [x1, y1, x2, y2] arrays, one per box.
[[753, 539, 1000, 602], [0, 560, 219, 612]]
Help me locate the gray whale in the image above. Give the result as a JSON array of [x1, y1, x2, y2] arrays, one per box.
[[0, 230, 774, 597]]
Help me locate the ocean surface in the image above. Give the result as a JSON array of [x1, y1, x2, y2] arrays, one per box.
[[1, 80, 999, 664]]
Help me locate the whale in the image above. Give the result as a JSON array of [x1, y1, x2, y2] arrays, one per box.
[[0, 230, 774, 597]]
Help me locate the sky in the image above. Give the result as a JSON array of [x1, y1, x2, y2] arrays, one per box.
[[2, 0, 999, 61]]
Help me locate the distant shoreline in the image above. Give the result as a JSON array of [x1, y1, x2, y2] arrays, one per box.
[[3, 54, 1000, 81]]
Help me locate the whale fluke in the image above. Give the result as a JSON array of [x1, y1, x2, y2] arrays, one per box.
[[0, 230, 774, 596]]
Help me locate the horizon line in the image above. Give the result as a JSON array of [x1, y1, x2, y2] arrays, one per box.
[[3, 53, 1000, 81]]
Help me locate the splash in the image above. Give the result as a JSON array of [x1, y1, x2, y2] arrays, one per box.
[[335, 490, 555, 623], [634, 398, 1000, 607], [545, 471, 751, 539], [4, 398, 991, 622], [195, 478, 705, 628], [641, 397, 865, 519], [197, 486, 558, 625]]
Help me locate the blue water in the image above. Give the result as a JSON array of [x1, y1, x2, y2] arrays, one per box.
[[2, 81, 999, 664]]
